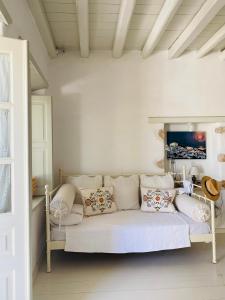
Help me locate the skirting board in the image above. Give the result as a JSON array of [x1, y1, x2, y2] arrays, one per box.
[[33, 245, 45, 285]]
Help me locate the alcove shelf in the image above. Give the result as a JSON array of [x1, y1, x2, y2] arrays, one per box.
[[148, 116, 225, 124]]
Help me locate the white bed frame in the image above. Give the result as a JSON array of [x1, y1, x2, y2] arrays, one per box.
[[45, 168, 216, 273]]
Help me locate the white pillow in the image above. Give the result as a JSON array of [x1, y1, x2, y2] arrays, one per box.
[[140, 174, 174, 189], [175, 194, 211, 223], [141, 187, 176, 213], [104, 175, 140, 210], [50, 184, 76, 218], [66, 175, 102, 204], [50, 204, 83, 226]]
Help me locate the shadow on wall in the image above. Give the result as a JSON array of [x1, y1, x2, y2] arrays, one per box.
[[52, 93, 82, 184], [50, 52, 180, 178]]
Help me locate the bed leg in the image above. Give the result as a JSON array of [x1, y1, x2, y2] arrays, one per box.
[[211, 201, 216, 264], [212, 236, 217, 264], [47, 247, 51, 273]]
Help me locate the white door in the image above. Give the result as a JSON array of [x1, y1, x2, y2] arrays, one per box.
[[0, 37, 31, 299], [32, 96, 53, 195]]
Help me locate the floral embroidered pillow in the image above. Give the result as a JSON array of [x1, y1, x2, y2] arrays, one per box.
[[141, 187, 176, 213], [80, 187, 117, 216]]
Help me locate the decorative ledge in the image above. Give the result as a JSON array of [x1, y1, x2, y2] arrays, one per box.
[[32, 196, 45, 211], [148, 116, 225, 124]]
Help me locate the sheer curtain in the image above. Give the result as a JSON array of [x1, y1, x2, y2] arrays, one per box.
[[0, 54, 11, 213]]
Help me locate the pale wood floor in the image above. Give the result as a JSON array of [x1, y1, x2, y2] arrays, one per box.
[[34, 236, 225, 300]]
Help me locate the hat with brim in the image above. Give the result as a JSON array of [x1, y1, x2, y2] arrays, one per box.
[[201, 176, 220, 201]]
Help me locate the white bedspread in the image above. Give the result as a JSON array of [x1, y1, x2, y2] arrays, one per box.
[[65, 210, 191, 253]]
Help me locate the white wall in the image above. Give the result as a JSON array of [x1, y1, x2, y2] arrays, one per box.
[[2, 0, 50, 78], [49, 50, 225, 180]]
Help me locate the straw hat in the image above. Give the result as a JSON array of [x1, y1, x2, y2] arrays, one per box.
[[201, 176, 220, 201]]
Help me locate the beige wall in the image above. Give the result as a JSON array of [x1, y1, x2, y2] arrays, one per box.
[[49, 50, 225, 180]]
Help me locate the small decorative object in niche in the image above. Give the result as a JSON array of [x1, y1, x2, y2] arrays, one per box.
[[158, 129, 165, 140], [217, 153, 225, 162], [190, 166, 199, 184], [32, 177, 37, 196], [156, 159, 164, 169], [166, 131, 206, 159], [215, 127, 225, 134]]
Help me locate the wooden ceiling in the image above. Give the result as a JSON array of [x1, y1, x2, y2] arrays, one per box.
[[28, 0, 225, 59]]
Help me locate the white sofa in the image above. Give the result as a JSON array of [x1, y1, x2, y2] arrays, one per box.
[[45, 170, 216, 272]]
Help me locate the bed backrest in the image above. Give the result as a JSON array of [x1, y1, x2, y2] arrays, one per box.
[[58, 169, 177, 204], [59, 168, 173, 186]]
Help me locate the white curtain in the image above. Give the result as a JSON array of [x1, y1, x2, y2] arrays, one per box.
[[0, 54, 11, 213], [0, 54, 10, 102]]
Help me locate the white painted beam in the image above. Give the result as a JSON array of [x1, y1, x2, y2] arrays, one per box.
[[0, 0, 12, 25], [113, 0, 136, 58], [142, 0, 183, 58], [197, 24, 225, 57], [27, 0, 57, 58], [169, 0, 225, 59], [0, 21, 5, 36], [76, 0, 89, 58]]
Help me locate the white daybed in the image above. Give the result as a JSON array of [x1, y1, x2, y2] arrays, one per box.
[[45, 170, 216, 273]]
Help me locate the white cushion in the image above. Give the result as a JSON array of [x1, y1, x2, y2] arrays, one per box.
[[80, 187, 117, 216], [50, 204, 83, 226], [66, 175, 102, 204], [175, 194, 210, 223], [140, 174, 174, 189], [104, 175, 140, 210], [141, 187, 176, 213], [50, 184, 76, 218]]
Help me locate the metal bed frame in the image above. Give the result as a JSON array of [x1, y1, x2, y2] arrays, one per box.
[[45, 168, 216, 273]]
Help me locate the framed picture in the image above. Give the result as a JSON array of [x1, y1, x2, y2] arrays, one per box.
[[166, 131, 206, 159]]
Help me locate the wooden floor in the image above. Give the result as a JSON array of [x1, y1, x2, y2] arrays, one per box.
[[34, 236, 225, 300]]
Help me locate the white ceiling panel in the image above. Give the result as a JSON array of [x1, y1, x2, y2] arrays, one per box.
[[89, 13, 118, 22], [54, 30, 79, 49], [38, 0, 225, 56], [43, 2, 76, 13], [134, 4, 165, 15], [89, 3, 120, 13], [43, 0, 73, 3], [90, 35, 114, 49], [50, 21, 76, 31], [129, 14, 157, 30], [125, 30, 149, 50], [47, 12, 76, 22], [156, 30, 182, 49], [89, 0, 121, 4], [90, 21, 117, 30]]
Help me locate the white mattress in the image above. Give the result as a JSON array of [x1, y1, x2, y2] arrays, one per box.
[[51, 210, 210, 242]]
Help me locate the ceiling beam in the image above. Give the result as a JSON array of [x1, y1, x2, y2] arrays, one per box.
[[142, 0, 183, 58], [113, 0, 136, 58], [76, 0, 89, 58], [27, 0, 57, 58], [169, 0, 225, 59], [0, 0, 12, 25], [197, 24, 225, 58]]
